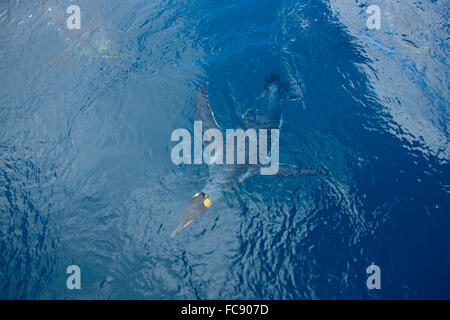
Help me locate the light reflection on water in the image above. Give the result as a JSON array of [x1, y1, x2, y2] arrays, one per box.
[[0, 0, 448, 299]]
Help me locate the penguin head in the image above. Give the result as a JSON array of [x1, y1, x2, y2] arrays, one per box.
[[185, 192, 211, 218], [171, 192, 212, 237], [182, 192, 211, 226]]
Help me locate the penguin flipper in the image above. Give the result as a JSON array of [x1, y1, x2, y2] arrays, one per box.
[[195, 85, 221, 133], [276, 165, 329, 177]]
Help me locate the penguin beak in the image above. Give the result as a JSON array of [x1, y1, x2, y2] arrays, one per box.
[[170, 220, 193, 238], [171, 192, 212, 237]]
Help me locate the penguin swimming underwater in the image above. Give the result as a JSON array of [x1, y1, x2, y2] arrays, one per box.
[[171, 74, 328, 237]]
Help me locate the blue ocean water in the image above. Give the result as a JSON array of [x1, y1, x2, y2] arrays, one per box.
[[0, 0, 449, 299]]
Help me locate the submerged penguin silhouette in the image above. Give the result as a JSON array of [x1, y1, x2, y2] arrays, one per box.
[[171, 73, 328, 237]]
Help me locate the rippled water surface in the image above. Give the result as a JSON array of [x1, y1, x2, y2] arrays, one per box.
[[1, 0, 449, 299]]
